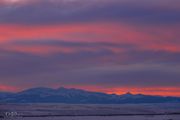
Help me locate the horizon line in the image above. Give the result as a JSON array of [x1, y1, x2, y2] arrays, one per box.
[[1, 86, 180, 98]]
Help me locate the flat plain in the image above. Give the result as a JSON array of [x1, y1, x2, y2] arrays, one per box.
[[0, 103, 180, 120]]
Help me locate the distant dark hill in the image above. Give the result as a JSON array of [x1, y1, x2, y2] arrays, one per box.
[[0, 87, 180, 104]]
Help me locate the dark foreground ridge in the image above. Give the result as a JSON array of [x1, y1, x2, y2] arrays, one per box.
[[0, 87, 180, 103]]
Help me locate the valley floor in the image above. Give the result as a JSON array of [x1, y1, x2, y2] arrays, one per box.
[[0, 103, 180, 120], [5, 115, 180, 120]]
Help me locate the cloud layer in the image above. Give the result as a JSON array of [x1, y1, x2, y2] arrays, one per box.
[[0, 0, 180, 25], [0, 0, 179, 96]]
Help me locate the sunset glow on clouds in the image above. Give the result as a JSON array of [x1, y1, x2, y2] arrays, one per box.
[[0, 0, 180, 96]]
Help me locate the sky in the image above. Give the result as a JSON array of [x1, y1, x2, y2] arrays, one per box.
[[0, 0, 180, 96]]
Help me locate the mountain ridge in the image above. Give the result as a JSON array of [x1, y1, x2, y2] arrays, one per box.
[[0, 87, 180, 104]]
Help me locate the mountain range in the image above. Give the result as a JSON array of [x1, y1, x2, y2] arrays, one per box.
[[0, 87, 180, 104]]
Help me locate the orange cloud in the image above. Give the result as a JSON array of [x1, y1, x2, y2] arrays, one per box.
[[0, 22, 178, 42], [0, 22, 179, 55]]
